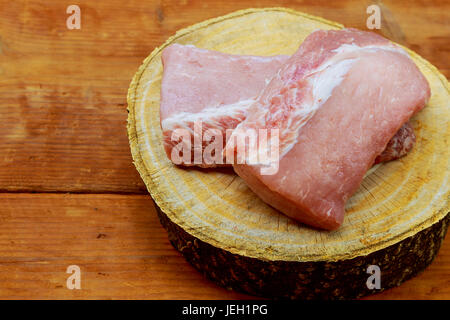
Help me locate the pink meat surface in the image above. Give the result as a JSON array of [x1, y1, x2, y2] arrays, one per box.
[[229, 29, 430, 230], [160, 44, 416, 168], [374, 122, 416, 164], [160, 44, 288, 166]]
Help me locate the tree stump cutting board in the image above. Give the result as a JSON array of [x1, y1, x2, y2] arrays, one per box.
[[127, 8, 449, 299]]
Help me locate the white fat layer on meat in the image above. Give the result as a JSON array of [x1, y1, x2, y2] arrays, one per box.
[[231, 58, 356, 168], [279, 58, 357, 157], [161, 99, 254, 131], [332, 43, 409, 56], [311, 58, 356, 107], [278, 42, 408, 158]]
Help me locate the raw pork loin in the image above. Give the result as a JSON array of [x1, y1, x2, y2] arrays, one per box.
[[228, 28, 430, 230], [160, 44, 288, 166], [160, 44, 416, 167]]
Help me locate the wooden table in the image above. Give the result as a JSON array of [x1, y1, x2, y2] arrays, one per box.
[[0, 0, 448, 299]]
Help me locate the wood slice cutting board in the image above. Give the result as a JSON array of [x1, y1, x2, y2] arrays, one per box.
[[127, 8, 449, 299]]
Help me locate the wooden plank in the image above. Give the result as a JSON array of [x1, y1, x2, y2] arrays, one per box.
[[0, 0, 448, 193], [0, 193, 253, 299], [0, 193, 448, 299]]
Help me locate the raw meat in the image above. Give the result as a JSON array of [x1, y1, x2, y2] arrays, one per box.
[[160, 44, 416, 167], [228, 29, 430, 230], [374, 122, 415, 164], [160, 44, 288, 166]]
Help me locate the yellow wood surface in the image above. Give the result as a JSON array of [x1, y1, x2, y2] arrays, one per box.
[[128, 8, 449, 262]]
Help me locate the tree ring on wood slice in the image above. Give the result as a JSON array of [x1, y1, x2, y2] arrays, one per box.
[[127, 8, 450, 299]]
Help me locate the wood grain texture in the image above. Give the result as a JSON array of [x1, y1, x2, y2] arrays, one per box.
[[0, 194, 253, 299], [156, 200, 449, 299], [0, 193, 448, 300], [0, 0, 448, 299], [0, 0, 448, 193]]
